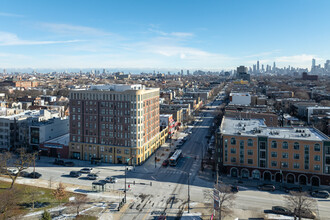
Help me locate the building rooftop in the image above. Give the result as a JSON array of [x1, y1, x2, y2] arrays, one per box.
[[44, 133, 69, 145], [221, 117, 329, 141]]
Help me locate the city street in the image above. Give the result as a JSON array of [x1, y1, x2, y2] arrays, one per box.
[[3, 99, 330, 219]]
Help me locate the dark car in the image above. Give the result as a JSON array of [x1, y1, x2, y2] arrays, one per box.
[[258, 184, 275, 191], [284, 186, 303, 193], [29, 172, 42, 179], [64, 161, 75, 167], [19, 171, 30, 177], [272, 206, 292, 215], [230, 185, 239, 193], [311, 190, 330, 198], [54, 159, 65, 166], [69, 171, 81, 177], [162, 160, 169, 167]]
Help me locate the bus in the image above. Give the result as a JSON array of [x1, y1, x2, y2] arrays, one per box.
[[169, 150, 182, 166]]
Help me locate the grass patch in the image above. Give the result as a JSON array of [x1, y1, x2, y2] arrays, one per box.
[[76, 215, 98, 220], [0, 180, 72, 219]]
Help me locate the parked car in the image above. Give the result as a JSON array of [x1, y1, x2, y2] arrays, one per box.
[[64, 161, 75, 167], [87, 173, 98, 180], [29, 172, 42, 179], [69, 171, 81, 178], [311, 190, 330, 198], [19, 171, 30, 177], [105, 176, 117, 183], [6, 168, 18, 175], [294, 209, 316, 219], [230, 185, 239, 193], [272, 206, 292, 216], [257, 184, 275, 191], [80, 167, 93, 174], [284, 186, 302, 193], [54, 159, 65, 166], [162, 159, 169, 167]]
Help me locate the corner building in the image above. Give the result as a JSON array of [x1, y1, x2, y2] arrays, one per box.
[[69, 84, 167, 165], [216, 117, 330, 187]]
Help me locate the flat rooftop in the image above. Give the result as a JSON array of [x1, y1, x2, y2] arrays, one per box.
[[221, 117, 329, 141]]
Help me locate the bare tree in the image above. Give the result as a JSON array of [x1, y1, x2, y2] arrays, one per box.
[[0, 188, 19, 219], [71, 194, 88, 216], [53, 183, 67, 205], [0, 149, 37, 189], [284, 191, 317, 220], [210, 184, 236, 220]]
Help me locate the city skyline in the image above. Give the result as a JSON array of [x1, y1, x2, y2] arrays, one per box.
[[1, 0, 330, 69]]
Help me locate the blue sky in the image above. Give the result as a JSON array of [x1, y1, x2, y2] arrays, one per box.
[[0, 0, 329, 71]]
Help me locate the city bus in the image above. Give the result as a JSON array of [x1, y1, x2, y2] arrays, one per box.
[[169, 150, 183, 166]]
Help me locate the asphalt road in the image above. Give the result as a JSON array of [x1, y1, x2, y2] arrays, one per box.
[[18, 98, 330, 219]]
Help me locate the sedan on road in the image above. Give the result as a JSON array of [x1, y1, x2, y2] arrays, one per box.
[[69, 171, 81, 178], [80, 167, 93, 174], [162, 159, 169, 167], [311, 190, 330, 198], [105, 176, 117, 183], [29, 172, 42, 179], [271, 206, 292, 216], [257, 184, 275, 191], [87, 173, 99, 180]]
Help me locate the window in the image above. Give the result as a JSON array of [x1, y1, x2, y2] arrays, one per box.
[[282, 142, 288, 149], [230, 148, 236, 154], [260, 160, 266, 168], [314, 165, 320, 171], [124, 149, 129, 155], [100, 146, 104, 152], [247, 150, 253, 155], [247, 139, 253, 147], [282, 153, 288, 159], [314, 155, 320, 161], [271, 152, 277, 158], [294, 142, 300, 150], [259, 141, 266, 149], [294, 163, 300, 169], [271, 161, 277, 167], [231, 157, 236, 163], [271, 141, 277, 148], [248, 159, 253, 164], [314, 144, 320, 152], [259, 151, 266, 159], [240, 140, 244, 148], [282, 162, 288, 168], [231, 138, 236, 145], [294, 153, 300, 159]]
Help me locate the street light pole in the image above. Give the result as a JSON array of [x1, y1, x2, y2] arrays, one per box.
[[188, 172, 190, 213], [124, 162, 127, 203]]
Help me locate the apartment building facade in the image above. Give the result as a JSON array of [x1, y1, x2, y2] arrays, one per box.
[[216, 117, 330, 186], [69, 84, 167, 165]]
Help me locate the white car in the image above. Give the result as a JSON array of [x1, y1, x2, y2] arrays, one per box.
[[7, 168, 18, 175], [105, 176, 117, 183], [80, 167, 93, 173]]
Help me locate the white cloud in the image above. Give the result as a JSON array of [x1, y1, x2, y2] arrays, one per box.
[[0, 31, 81, 46], [40, 23, 112, 36], [0, 12, 23, 17]]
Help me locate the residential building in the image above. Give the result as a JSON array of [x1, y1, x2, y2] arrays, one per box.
[[69, 84, 167, 165], [216, 117, 330, 186]]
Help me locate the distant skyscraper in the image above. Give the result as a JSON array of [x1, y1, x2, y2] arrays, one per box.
[[181, 69, 184, 75], [253, 64, 256, 74], [273, 62, 276, 72], [187, 70, 190, 75], [312, 58, 316, 73], [257, 60, 260, 73]]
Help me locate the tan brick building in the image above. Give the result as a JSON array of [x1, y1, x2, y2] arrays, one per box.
[[216, 117, 330, 186], [69, 84, 167, 165]]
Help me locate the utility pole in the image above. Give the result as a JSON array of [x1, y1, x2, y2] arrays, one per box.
[[124, 162, 127, 203], [188, 172, 190, 213]]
